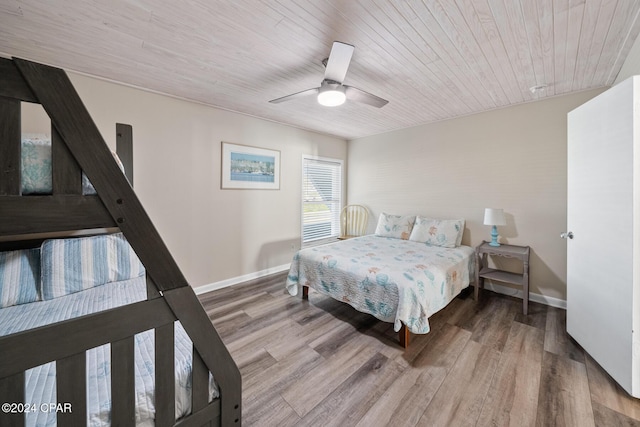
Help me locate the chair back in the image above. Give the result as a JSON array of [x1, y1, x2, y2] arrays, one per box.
[[340, 205, 369, 238]]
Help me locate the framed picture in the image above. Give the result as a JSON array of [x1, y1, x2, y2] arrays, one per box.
[[221, 142, 280, 190]]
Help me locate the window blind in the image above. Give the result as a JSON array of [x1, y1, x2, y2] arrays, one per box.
[[302, 156, 343, 245]]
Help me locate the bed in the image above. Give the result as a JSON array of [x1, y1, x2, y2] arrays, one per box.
[[286, 213, 475, 348], [0, 57, 241, 426], [1, 234, 218, 427]]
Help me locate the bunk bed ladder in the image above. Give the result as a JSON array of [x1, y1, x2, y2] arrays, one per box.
[[0, 57, 241, 426]]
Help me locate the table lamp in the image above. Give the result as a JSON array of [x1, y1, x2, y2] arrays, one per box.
[[484, 208, 506, 246]]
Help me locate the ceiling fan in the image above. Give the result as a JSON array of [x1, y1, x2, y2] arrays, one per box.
[[269, 41, 389, 108]]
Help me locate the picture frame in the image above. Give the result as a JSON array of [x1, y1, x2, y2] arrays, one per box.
[[221, 142, 280, 190]]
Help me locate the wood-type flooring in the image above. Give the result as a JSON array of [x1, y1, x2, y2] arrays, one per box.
[[198, 272, 640, 426]]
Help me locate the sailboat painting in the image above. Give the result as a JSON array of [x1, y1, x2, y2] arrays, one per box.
[[221, 142, 280, 190]]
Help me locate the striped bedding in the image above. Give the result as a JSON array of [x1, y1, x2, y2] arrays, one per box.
[[0, 248, 40, 308], [40, 233, 145, 300], [0, 275, 219, 427], [0, 233, 217, 426]]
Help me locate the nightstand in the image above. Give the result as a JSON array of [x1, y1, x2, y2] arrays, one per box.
[[475, 241, 530, 315]]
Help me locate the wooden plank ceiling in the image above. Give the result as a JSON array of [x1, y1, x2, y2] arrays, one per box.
[[1, 0, 639, 140]]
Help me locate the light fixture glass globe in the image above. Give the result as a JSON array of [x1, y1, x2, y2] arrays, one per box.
[[317, 88, 346, 107]]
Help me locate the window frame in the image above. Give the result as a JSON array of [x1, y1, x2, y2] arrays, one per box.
[[301, 155, 344, 248]]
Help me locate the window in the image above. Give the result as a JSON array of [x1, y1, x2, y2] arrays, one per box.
[[302, 156, 343, 246]]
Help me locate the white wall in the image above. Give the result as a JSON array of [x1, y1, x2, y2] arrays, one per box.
[[23, 73, 347, 289], [19, 66, 621, 301], [348, 89, 604, 302]]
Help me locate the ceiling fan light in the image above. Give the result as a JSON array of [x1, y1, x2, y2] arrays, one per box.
[[317, 87, 346, 107]]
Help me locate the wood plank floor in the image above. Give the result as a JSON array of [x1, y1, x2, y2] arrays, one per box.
[[198, 272, 640, 426]]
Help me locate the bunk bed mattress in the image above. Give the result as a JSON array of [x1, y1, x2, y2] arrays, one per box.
[[0, 276, 218, 427], [286, 235, 475, 334]]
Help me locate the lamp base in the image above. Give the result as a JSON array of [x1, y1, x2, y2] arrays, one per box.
[[489, 225, 500, 246]]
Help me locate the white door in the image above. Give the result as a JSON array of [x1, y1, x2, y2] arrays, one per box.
[[567, 76, 639, 397]]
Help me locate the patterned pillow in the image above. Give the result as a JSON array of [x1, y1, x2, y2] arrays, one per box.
[[0, 248, 41, 308], [409, 217, 465, 248], [21, 137, 53, 194], [21, 137, 123, 195], [41, 233, 145, 300], [374, 213, 416, 240]]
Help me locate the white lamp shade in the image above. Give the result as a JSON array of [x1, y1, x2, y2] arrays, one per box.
[[484, 208, 506, 226]]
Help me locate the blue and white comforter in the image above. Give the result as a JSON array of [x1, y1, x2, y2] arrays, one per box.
[[286, 235, 475, 334], [0, 276, 218, 427]]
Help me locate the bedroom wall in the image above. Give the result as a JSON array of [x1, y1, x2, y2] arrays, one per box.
[[22, 72, 347, 289], [347, 89, 604, 303]]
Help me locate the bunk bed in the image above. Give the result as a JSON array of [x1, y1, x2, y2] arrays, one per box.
[[0, 58, 241, 426]]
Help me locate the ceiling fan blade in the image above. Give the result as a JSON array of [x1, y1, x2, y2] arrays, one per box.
[[269, 87, 319, 104], [344, 86, 389, 108], [324, 41, 354, 84]]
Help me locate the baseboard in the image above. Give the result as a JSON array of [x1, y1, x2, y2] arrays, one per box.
[[193, 265, 567, 310], [482, 281, 567, 310], [194, 263, 291, 295]]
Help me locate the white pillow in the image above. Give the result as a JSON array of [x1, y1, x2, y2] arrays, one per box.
[[409, 216, 465, 248], [374, 213, 416, 240]]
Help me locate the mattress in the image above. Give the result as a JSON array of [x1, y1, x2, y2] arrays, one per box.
[[286, 235, 475, 334], [0, 276, 218, 427]]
